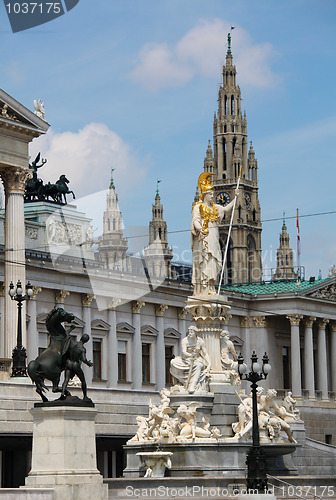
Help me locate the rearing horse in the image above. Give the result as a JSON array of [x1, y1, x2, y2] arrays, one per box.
[[28, 307, 75, 402]]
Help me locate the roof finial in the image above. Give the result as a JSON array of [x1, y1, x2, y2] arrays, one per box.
[[156, 179, 161, 196], [227, 26, 235, 55], [110, 167, 115, 189], [283, 211, 286, 226]]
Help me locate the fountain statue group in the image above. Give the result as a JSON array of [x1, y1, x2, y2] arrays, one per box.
[[28, 307, 93, 403], [130, 171, 301, 452]]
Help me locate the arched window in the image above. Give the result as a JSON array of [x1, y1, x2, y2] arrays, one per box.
[[238, 204, 242, 219], [225, 96, 228, 115], [252, 209, 256, 222], [113, 219, 116, 231], [247, 234, 257, 283], [158, 227, 162, 239], [232, 138, 236, 156], [231, 95, 234, 115], [108, 219, 110, 231]]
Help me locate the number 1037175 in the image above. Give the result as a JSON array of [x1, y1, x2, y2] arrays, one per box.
[[280, 486, 335, 497], [6, 3, 62, 14]]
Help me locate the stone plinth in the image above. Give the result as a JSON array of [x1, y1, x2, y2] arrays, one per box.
[[186, 294, 232, 382], [25, 405, 108, 500]]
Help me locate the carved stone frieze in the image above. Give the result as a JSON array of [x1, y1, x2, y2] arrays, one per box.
[[0, 168, 32, 194], [132, 301, 145, 314], [47, 216, 82, 245], [81, 294, 95, 307], [55, 290, 70, 304], [309, 284, 336, 301], [26, 226, 38, 239], [155, 304, 168, 317], [286, 314, 303, 326]]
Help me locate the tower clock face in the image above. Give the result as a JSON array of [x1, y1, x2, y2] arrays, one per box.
[[217, 192, 230, 206], [244, 193, 251, 209]]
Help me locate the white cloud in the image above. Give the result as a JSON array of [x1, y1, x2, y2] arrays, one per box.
[[29, 123, 147, 198], [130, 19, 280, 90]]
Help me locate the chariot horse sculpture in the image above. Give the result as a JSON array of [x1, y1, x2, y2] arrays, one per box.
[[28, 307, 75, 402]]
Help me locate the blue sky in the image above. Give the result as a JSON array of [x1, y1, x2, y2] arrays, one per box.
[[1, 0, 336, 279]]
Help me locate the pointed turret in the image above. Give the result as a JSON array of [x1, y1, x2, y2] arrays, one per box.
[[204, 140, 214, 173], [98, 171, 129, 271], [273, 216, 297, 281], [143, 185, 173, 279]]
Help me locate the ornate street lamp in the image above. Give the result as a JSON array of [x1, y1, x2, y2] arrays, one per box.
[[237, 351, 272, 492], [9, 280, 33, 377]]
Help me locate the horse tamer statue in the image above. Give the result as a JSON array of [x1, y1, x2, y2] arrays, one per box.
[[28, 307, 93, 403]]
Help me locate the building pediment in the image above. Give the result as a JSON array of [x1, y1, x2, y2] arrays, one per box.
[[116, 322, 135, 334], [164, 327, 181, 339], [303, 277, 336, 302], [91, 318, 110, 331], [230, 335, 244, 347], [0, 88, 49, 134], [141, 324, 158, 336]]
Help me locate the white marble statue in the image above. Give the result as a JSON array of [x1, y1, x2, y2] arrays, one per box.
[[170, 326, 211, 394], [34, 99, 46, 120], [232, 388, 297, 443], [176, 403, 221, 441], [191, 172, 238, 295], [220, 329, 240, 386], [129, 391, 221, 443]]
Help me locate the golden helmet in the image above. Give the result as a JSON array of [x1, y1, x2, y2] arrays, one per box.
[[198, 172, 214, 201]]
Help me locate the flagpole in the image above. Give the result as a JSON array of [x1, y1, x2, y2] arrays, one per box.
[[296, 208, 301, 279], [217, 167, 242, 294]]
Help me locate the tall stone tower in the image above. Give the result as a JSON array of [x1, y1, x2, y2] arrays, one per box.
[[273, 217, 297, 281], [206, 33, 262, 284], [98, 170, 129, 271], [143, 183, 173, 279]]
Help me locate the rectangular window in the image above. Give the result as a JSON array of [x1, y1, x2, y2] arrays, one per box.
[[118, 340, 127, 382], [93, 339, 102, 380], [165, 345, 174, 386], [142, 343, 151, 384]]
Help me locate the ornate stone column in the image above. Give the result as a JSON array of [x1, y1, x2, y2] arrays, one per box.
[[240, 316, 250, 359], [317, 318, 329, 400], [0, 284, 5, 356], [330, 323, 336, 393], [155, 304, 168, 391], [107, 298, 121, 388], [177, 307, 187, 350], [1, 168, 31, 357], [55, 290, 70, 306], [303, 316, 316, 399], [132, 301, 145, 390], [27, 287, 42, 363], [252, 316, 268, 356], [286, 315, 303, 398], [81, 294, 95, 385]]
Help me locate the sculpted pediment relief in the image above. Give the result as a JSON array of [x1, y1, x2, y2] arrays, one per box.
[[306, 283, 336, 301]]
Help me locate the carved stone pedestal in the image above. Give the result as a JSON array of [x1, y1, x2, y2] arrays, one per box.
[[25, 405, 108, 500], [186, 294, 232, 383]]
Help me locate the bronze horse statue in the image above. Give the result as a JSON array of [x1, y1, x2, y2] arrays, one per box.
[[28, 307, 75, 402]]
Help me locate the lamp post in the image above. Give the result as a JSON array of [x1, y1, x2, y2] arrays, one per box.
[[9, 280, 33, 377], [237, 351, 272, 492]]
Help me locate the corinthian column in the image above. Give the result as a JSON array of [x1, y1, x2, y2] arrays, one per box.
[[155, 304, 168, 390], [177, 307, 187, 351], [132, 301, 145, 390], [55, 290, 70, 306], [317, 318, 329, 401], [0, 284, 5, 356], [287, 315, 303, 398], [27, 286, 42, 362], [1, 168, 31, 358], [303, 316, 316, 399], [81, 294, 95, 385], [107, 298, 121, 388], [330, 323, 336, 393], [240, 316, 250, 359]]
